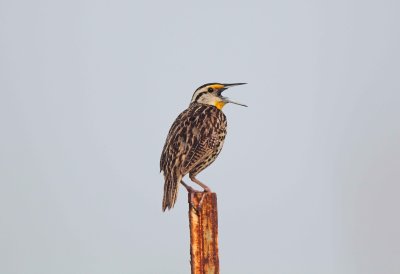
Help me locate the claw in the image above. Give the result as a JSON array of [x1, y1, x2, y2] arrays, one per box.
[[188, 191, 196, 211], [182, 180, 211, 215], [196, 190, 210, 212]]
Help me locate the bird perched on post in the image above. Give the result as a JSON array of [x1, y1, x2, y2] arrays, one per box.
[[160, 83, 247, 211]]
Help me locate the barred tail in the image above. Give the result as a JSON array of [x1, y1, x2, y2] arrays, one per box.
[[162, 172, 182, 211]]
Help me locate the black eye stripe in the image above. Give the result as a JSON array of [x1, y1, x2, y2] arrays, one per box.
[[193, 91, 207, 102]]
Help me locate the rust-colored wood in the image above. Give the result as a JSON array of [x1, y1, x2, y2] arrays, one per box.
[[189, 192, 219, 274]]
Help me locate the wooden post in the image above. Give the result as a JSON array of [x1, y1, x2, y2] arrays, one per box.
[[188, 192, 219, 274]]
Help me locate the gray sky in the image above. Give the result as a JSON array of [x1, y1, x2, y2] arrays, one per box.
[[1, 1, 399, 274]]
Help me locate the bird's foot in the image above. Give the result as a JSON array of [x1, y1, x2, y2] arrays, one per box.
[[196, 188, 211, 213], [181, 181, 201, 209], [183, 180, 212, 214], [187, 189, 211, 214], [181, 181, 201, 193], [185, 186, 203, 212]]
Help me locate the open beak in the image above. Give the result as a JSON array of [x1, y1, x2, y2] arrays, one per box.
[[220, 83, 248, 107]]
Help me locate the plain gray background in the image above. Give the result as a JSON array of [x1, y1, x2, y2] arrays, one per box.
[[1, 1, 399, 273]]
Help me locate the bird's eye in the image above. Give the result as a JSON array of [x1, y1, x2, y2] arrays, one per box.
[[208, 87, 213, 92]]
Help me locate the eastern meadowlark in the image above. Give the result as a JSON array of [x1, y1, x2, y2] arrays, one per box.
[[160, 83, 247, 211]]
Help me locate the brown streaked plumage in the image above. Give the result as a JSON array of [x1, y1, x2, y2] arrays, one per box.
[[160, 83, 247, 211]]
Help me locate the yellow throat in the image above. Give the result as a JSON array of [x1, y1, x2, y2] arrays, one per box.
[[214, 101, 226, 110]]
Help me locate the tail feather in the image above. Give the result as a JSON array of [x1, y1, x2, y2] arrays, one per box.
[[162, 172, 182, 211]]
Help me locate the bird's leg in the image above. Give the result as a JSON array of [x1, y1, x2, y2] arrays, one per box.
[[189, 175, 212, 192], [180, 180, 197, 192], [189, 175, 211, 212], [180, 180, 201, 212]]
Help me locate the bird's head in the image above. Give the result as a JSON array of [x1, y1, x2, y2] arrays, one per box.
[[190, 83, 247, 110]]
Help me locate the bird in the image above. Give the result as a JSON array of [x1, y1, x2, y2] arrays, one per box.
[[160, 83, 247, 211]]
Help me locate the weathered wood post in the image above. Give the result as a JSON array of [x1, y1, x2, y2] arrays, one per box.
[[188, 192, 219, 274]]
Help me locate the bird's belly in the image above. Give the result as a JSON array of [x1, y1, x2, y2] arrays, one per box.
[[189, 138, 225, 176]]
